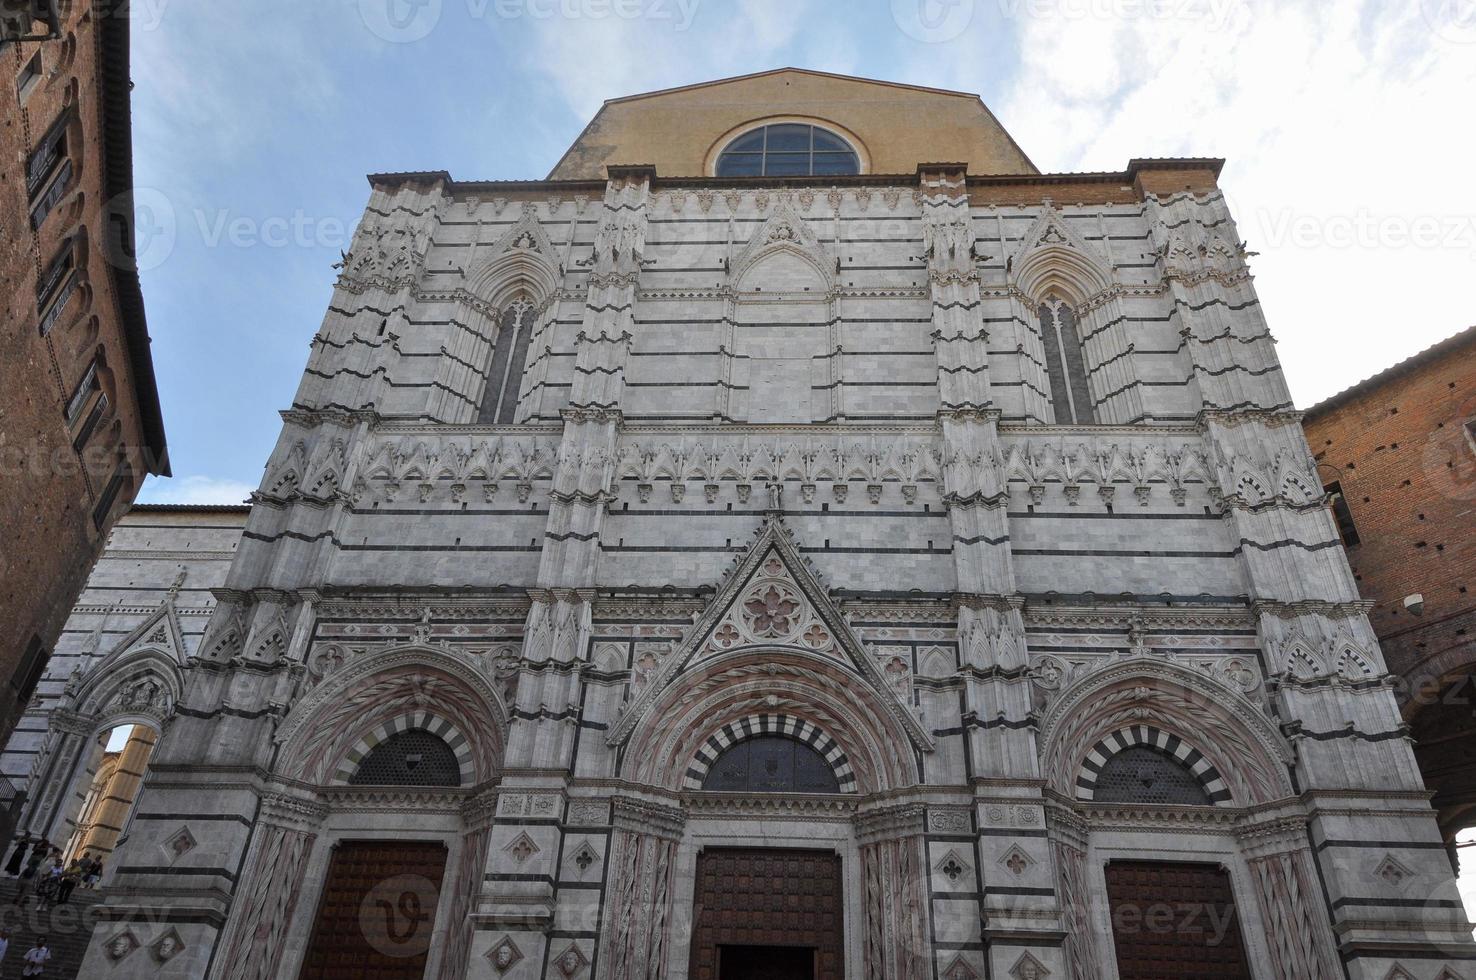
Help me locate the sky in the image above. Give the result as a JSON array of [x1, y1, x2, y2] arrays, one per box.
[[129, 0, 1476, 505]]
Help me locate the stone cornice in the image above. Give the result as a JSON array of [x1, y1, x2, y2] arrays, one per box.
[[1024, 604, 1254, 630], [611, 795, 686, 840], [854, 801, 928, 843], [682, 792, 858, 822]]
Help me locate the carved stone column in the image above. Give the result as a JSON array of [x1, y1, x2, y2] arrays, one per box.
[[1238, 817, 1342, 980], [857, 803, 930, 980], [596, 797, 684, 980]]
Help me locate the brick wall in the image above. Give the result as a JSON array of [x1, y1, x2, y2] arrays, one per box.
[[1303, 327, 1476, 833], [0, 2, 164, 743]]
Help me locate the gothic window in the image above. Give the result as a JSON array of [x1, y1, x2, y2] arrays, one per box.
[[477, 298, 535, 424], [700, 735, 841, 793], [715, 124, 860, 177], [348, 729, 462, 787], [1037, 297, 1095, 424], [1093, 746, 1212, 806]]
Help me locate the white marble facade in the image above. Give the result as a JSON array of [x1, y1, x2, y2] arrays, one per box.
[[13, 155, 1476, 980]]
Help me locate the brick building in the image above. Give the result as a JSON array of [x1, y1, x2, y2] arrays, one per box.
[[7, 69, 1474, 979], [0, 1, 168, 747], [1303, 325, 1476, 853]]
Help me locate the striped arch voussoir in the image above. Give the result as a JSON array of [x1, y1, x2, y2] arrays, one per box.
[[683, 714, 856, 793], [1076, 724, 1232, 805], [330, 711, 473, 786]]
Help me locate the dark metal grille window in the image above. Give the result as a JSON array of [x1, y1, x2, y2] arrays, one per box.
[[92, 460, 131, 530], [700, 735, 840, 793], [1094, 746, 1212, 805], [1038, 299, 1095, 424], [72, 392, 108, 451], [477, 300, 535, 424], [715, 124, 860, 177], [26, 111, 70, 198], [348, 729, 462, 787], [64, 360, 99, 425]]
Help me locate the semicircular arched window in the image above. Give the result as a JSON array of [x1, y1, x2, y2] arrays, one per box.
[[348, 728, 463, 787], [700, 734, 841, 793], [1092, 745, 1212, 805], [715, 124, 860, 178]]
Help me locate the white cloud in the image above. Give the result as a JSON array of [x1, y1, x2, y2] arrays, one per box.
[[979, 0, 1476, 405], [138, 475, 256, 506]]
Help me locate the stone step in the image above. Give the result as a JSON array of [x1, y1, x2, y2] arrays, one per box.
[[0, 876, 105, 980]]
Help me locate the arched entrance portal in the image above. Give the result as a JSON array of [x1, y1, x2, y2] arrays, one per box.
[[63, 723, 157, 865]]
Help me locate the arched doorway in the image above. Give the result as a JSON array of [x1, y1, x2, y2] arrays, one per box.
[[15, 650, 177, 863], [62, 723, 157, 865]]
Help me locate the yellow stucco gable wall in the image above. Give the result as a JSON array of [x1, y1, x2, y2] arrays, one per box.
[[548, 68, 1038, 180]]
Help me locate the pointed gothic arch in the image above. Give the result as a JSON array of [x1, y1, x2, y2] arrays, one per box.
[[426, 206, 561, 423], [1076, 724, 1231, 804], [607, 518, 933, 754], [1039, 658, 1295, 806], [273, 645, 507, 787], [331, 712, 472, 787], [622, 645, 919, 794], [1008, 210, 1148, 424], [684, 714, 856, 793]]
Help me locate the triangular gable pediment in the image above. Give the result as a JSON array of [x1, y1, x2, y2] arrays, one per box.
[[606, 518, 933, 751], [731, 200, 834, 290], [105, 600, 185, 666], [494, 204, 557, 257], [1009, 204, 1114, 301]]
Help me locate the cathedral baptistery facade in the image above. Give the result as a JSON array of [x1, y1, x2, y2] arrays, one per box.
[[21, 69, 1473, 980]]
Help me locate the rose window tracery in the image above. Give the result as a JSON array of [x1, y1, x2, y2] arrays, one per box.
[[743, 585, 801, 638]]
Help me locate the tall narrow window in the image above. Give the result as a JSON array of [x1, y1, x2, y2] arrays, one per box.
[[477, 298, 535, 424], [1324, 481, 1360, 547], [1037, 298, 1095, 424]]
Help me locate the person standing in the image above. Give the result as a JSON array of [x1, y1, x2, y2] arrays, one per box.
[[85, 856, 104, 889], [21, 937, 50, 977], [0, 927, 11, 971], [55, 866, 78, 906], [4, 836, 29, 876], [19, 843, 44, 881]]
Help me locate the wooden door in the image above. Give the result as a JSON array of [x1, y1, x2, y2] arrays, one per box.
[[298, 840, 447, 980], [1105, 860, 1252, 979], [689, 847, 843, 980]]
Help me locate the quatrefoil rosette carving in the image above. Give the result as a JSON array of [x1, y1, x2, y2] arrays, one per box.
[[742, 582, 803, 641], [704, 555, 839, 658]]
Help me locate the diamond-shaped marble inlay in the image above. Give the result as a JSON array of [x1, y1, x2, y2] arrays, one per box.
[[569, 841, 599, 874], [103, 930, 140, 961], [504, 832, 540, 864], [486, 936, 524, 973], [942, 954, 979, 980], [553, 943, 589, 977], [999, 844, 1034, 877], [166, 826, 197, 861], [1009, 952, 1050, 979], [150, 929, 186, 963], [935, 849, 969, 885], [1375, 854, 1413, 889]]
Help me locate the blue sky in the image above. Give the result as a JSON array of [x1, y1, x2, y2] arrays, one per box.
[[131, 0, 1476, 504]]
